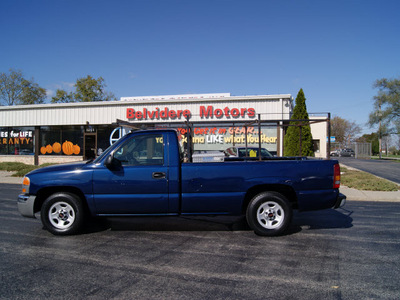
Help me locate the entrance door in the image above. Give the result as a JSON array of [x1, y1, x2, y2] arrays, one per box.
[[84, 133, 97, 160]]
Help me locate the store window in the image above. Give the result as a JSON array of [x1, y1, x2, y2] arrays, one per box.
[[38, 125, 116, 157], [0, 127, 34, 155], [96, 125, 116, 156], [172, 123, 278, 154], [40, 126, 83, 156]]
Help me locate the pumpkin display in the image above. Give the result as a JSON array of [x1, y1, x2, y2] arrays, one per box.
[[40, 146, 47, 155], [40, 141, 80, 155], [73, 144, 80, 155], [46, 144, 53, 154], [62, 140, 74, 155], [52, 142, 61, 153]]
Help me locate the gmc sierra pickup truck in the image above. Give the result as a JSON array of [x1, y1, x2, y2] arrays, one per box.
[[18, 129, 345, 236]]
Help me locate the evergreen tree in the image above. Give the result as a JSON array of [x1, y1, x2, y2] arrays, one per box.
[[283, 89, 314, 156]]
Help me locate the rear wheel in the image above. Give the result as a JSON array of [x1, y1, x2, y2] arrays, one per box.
[[246, 192, 292, 236], [41, 192, 84, 235]]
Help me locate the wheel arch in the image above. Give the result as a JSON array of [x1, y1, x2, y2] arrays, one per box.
[[242, 184, 297, 214], [34, 186, 89, 215]]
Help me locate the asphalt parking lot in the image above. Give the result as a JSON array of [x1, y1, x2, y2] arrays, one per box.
[[1, 183, 400, 299]]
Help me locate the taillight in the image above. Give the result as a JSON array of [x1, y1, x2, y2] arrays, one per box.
[[333, 164, 340, 189]]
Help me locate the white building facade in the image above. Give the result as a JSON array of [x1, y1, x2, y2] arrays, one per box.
[[0, 93, 328, 165]]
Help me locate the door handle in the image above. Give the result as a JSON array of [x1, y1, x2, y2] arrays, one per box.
[[152, 172, 166, 179]]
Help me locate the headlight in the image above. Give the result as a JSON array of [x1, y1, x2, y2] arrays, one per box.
[[22, 176, 30, 194]]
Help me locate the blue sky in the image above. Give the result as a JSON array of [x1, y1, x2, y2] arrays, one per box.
[[1, 0, 399, 134]]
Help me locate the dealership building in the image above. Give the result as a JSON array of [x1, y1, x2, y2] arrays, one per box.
[[0, 93, 329, 165]]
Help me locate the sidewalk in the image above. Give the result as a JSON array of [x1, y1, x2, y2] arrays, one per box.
[[1, 171, 399, 202], [340, 186, 400, 202], [0, 171, 23, 184]]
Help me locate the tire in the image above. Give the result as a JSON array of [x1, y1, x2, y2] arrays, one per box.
[[246, 192, 292, 236], [41, 192, 85, 235]]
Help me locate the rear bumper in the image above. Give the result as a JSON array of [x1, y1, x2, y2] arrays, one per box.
[[17, 194, 36, 218], [297, 189, 346, 211], [333, 193, 346, 209]]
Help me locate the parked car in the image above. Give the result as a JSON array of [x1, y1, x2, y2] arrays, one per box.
[[340, 148, 355, 157], [330, 150, 340, 157], [225, 146, 273, 158], [19, 149, 34, 155]]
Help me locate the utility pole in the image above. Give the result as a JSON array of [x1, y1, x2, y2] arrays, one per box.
[[327, 113, 331, 160], [378, 102, 382, 159]]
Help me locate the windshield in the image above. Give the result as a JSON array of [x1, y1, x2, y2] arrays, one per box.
[[92, 142, 115, 164]]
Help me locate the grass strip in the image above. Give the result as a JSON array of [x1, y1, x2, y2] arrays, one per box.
[[340, 166, 399, 191], [0, 162, 54, 177]]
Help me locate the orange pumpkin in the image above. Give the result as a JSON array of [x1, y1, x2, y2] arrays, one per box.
[[73, 144, 80, 155], [62, 141, 74, 155], [40, 146, 47, 155], [52, 142, 61, 153], [46, 144, 53, 154]]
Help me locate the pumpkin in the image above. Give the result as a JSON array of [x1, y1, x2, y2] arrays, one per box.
[[46, 144, 53, 154], [73, 144, 80, 155], [40, 146, 47, 155], [62, 141, 74, 155], [52, 142, 61, 153]]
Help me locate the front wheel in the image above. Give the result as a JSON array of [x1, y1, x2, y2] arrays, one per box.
[[41, 192, 84, 235], [246, 192, 292, 236]]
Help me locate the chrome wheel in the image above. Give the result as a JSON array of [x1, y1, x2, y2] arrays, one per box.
[[256, 201, 285, 229], [41, 192, 84, 235], [48, 201, 76, 230], [246, 192, 292, 236]]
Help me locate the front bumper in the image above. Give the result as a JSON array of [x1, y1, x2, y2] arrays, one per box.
[[333, 193, 346, 209], [17, 194, 36, 218]]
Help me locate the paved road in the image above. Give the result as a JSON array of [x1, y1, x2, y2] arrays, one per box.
[[338, 157, 400, 184], [2, 183, 400, 299]]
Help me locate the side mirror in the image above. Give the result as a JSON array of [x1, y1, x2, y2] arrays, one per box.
[[104, 154, 121, 169]]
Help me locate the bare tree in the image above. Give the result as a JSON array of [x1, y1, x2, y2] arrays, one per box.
[[369, 77, 400, 134], [0, 69, 46, 105], [0, 69, 24, 105], [331, 116, 361, 147]]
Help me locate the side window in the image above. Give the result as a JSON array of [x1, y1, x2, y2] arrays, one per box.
[[114, 134, 164, 166]]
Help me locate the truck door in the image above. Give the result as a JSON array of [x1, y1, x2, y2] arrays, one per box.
[[92, 133, 169, 215]]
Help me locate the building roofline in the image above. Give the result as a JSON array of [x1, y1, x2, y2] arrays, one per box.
[[0, 94, 292, 111]]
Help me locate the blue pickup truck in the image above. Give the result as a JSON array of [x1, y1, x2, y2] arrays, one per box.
[[18, 129, 346, 236]]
